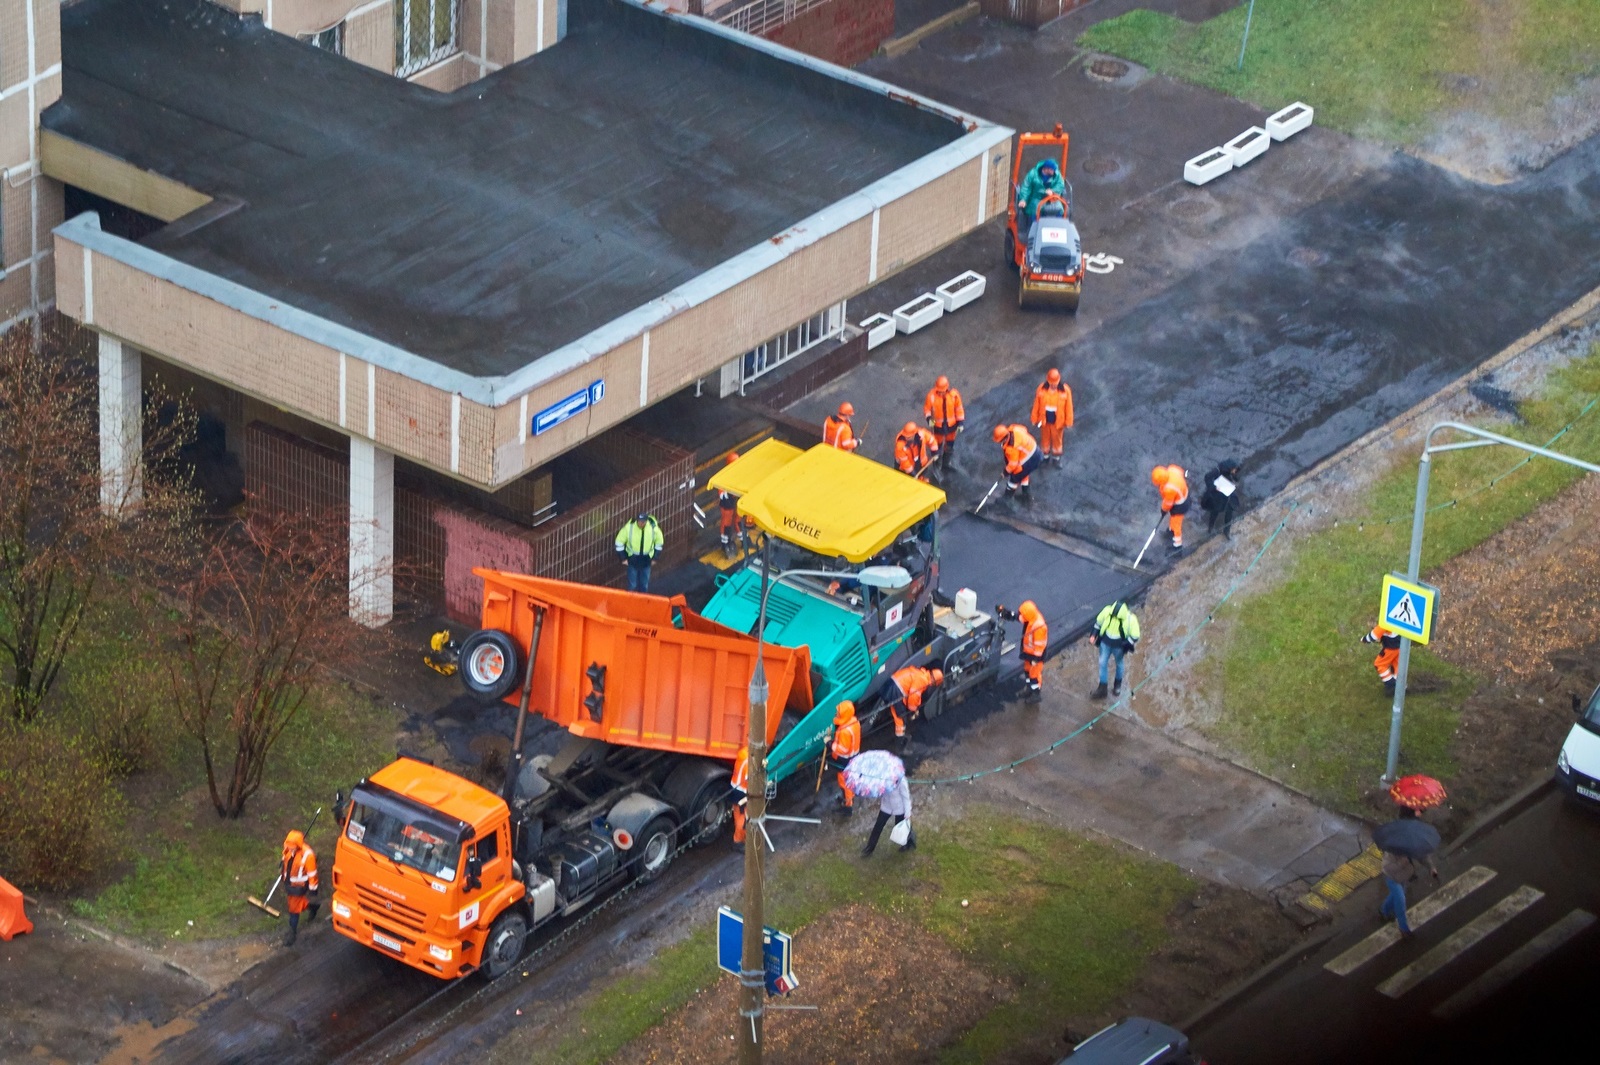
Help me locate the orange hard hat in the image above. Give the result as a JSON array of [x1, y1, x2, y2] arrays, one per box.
[[935, 375, 950, 391], [993, 425, 1008, 442], [727, 451, 739, 464], [930, 668, 945, 686], [834, 700, 856, 724], [1020, 599, 1041, 620], [1151, 466, 1168, 487], [1046, 368, 1061, 385], [283, 829, 305, 850], [902, 421, 919, 436], [838, 402, 855, 418]]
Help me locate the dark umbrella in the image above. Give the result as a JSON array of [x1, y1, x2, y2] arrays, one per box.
[[1373, 818, 1442, 860]]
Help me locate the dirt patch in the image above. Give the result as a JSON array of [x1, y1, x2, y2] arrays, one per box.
[[617, 904, 1003, 1065]]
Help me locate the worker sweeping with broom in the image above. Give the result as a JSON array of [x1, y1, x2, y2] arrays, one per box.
[[281, 829, 321, 947]]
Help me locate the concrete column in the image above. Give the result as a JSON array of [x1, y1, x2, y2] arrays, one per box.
[[349, 437, 395, 627], [97, 334, 142, 513]]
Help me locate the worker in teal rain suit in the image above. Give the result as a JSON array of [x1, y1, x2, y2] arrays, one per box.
[[1016, 157, 1066, 233]]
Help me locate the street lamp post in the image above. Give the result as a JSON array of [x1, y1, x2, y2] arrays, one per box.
[[737, 551, 910, 1063], [1382, 421, 1600, 783]]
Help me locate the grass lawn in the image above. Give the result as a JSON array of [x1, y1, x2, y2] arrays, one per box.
[[1207, 346, 1600, 810], [64, 594, 399, 941], [1078, 0, 1600, 144], [502, 808, 1191, 1065]]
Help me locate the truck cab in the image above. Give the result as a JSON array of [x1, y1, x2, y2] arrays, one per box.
[[1556, 682, 1600, 807], [330, 758, 548, 979]]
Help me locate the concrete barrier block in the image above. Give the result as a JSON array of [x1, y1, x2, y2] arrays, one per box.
[[1225, 126, 1271, 168], [893, 293, 945, 335], [1184, 147, 1233, 186], [935, 270, 986, 312], [860, 313, 897, 350], [1266, 102, 1314, 141]]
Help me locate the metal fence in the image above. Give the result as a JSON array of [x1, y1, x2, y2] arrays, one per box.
[[715, 0, 836, 37]]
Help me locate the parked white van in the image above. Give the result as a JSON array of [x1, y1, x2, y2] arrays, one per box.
[[1556, 683, 1600, 806]]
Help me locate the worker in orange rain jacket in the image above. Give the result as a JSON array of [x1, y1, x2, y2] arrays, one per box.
[[716, 451, 756, 558], [894, 422, 939, 481], [731, 746, 750, 847], [999, 601, 1049, 699], [924, 376, 965, 474], [886, 664, 944, 744], [1362, 625, 1402, 697], [281, 829, 320, 947], [823, 402, 860, 451], [1030, 369, 1074, 464], [994, 423, 1041, 498], [829, 701, 862, 815], [1151, 464, 1190, 551]]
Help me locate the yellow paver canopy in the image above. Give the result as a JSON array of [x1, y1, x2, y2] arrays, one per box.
[[708, 438, 805, 499], [723, 443, 946, 562]]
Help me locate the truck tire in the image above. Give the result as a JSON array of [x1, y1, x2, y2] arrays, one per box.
[[481, 910, 527, 981], [662, 759, 732, 846], [459, 629, 521, 704], [633, 816, 677, 884]]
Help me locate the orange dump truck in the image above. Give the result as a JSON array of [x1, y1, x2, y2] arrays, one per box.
[[331, 573, 812, 980]]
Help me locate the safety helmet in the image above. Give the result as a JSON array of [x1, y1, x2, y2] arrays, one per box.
[[902, 422, 919, 436], [838, 401, 855, 418], [1151, 466, 1168, 487], [993, 425, 1008, 442], [930, 668, 945, 686], [727, 451, 740, 463], [835, 700, 855, 724], [283, 829, 305, 851], [935, 375, 950, 391], [1046, 368, 1061, 385], [1020, 600, 1040, 621]]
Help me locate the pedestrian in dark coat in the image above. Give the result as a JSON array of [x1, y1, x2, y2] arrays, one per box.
[[1199, 458, 1243, 539]]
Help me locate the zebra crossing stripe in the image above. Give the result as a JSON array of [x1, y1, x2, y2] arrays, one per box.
[[1324, 865, 1496, 976], [1431, 909, 1596, 1019], [1377, 884, 1544, 998]]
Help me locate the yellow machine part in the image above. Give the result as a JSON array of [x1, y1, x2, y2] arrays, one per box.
[[1019, 275, 1081, 311]]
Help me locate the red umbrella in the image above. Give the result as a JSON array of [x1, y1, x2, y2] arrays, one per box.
[[1389, 774, 1447, 810]]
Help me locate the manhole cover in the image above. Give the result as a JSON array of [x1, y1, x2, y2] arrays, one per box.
[[1169, 196, 1213, 220], [1087, 58, 1130, 81], [1289, 246, 1329, 268], [1083, 157, 1121, 177]]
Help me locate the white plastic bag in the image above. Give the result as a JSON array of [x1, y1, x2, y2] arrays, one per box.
[[889, 819, 911, 847]]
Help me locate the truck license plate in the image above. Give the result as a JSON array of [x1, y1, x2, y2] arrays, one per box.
[[1578, 785, 1600, 801], [372, 931, 404, 953]]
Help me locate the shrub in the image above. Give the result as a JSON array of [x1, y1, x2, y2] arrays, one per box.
[[0, 721, 126, 891]]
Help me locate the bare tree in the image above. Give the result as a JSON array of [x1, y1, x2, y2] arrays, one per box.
[[0, 320, 195, 723], [169, 504, 385, 818]]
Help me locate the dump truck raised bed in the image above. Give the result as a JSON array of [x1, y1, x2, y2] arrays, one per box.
[[331, 443, 1006, 980]]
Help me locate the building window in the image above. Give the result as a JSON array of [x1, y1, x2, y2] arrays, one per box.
[[300, 23, 345, 55], [396, 0, 460, 78]]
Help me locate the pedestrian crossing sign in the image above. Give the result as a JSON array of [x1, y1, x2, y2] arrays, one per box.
[[1379, 574, 1438, 645]]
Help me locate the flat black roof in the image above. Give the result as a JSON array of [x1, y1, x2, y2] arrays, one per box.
[[48, 0, 963, 377]]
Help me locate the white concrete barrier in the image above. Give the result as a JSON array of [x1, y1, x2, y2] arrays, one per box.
[[1266, 102, 1314, 141], [860, 313, 896, 350], [893, 293, 945, 335], [1184, 147, 1233, 186], [935, 270, 986, 312], [1225, 126, 1271, 167]]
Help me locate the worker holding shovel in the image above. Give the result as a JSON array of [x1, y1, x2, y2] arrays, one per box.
[[281, 829, 321, 947]]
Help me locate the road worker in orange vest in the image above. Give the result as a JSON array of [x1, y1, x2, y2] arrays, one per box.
[[731, 746, 750, 847], [281, 829, 320, 947], [1151, 464, 1190, 551], [886, 664, 943, 745], [716, 451, 756, 558], [894, 422, 940, 481], [994, 423, 1041, 498], [823, 402, 861, 451], [1362, 624, 1401, 697], [1030, 369, 1074, 465], [924, 376, 965, 474], [829, 701, 862, 815], [998, 600, 1049, 699]]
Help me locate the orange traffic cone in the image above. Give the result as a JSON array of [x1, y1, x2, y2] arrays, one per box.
[[0, 875, 34, 941]]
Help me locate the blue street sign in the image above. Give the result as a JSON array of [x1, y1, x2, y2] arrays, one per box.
[[1379, 573, 1438, 645], [532, 380, 605, 436], [716, 906, 797, 996]]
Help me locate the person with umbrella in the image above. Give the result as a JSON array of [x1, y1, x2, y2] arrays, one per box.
[[844, 750, 916, 856], [1373, 784, 1444, 936]]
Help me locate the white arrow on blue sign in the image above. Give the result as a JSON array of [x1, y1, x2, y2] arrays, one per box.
[[532, 380, 605, 437]]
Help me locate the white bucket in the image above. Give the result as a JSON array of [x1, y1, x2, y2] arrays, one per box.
[[953, 588, 978, 618]]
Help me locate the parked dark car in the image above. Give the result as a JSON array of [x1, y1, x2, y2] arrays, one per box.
[[1057, 1017, 1201, 1064]]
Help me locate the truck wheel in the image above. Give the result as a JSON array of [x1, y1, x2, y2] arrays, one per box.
[[481, 910, 527, 981], [459, 629, 521, 704], [633, 817, 677, 883]]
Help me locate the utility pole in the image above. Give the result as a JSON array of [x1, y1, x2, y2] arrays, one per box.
[[1382, 421, 1600, 782], [738, 557, 771, 1064]]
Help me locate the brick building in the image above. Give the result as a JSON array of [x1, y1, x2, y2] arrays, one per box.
[[6, 0, 1010, 624]]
